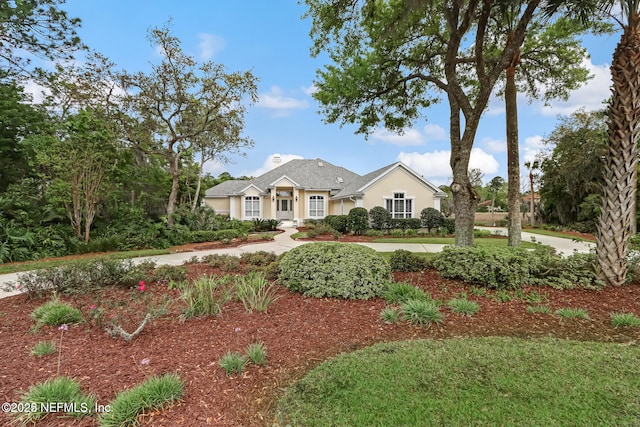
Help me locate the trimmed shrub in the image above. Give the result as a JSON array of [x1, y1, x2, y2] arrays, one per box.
[[389, 249, 430, 272], [191, 229, 243, 242], [323, 215, 349, 233], [279, 242, 392, 299], [369, 206, 392, 231], [432, 246, 533, 290], [347, 207, 369, 235], [442, 218, 456, 234], [432, 245, 602, 290]]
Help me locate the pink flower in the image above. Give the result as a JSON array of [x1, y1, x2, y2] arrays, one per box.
[[58, 324, 68, 331], [138, 283, 146, 292], [140, 358, 150, 365], [89, 304, 97, 310]]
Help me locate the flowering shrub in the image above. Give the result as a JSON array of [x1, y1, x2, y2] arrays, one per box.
[[279, 242, 391, 299]]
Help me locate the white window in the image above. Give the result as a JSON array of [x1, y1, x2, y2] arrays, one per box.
[[308, 195, 325, 218], [244, 196, 261, 219], [385, 192, 413, 218]]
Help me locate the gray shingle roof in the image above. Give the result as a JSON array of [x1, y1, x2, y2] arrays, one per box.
[[205, 159, 446, 199], [207, 158, 360, 196]]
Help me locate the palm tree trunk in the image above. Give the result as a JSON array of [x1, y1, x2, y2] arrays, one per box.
[[597, 22, 640, 286], [506, 48, 522, 247]]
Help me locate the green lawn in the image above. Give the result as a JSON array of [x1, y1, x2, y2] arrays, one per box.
[[523, 227, 595, 241], [373, 237, 540, 249], [276, 337, 640, 426], [0, 249, 172, 275]]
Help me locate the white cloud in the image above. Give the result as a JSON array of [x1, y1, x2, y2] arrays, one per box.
[[302, 84, 318, 96], [22, 80, 51, 104], [202, 159, 226, 177], [199, 33, 225, 59], [371, 128, 424, 146], [521, 135, 545, 164], [482, 136, 506, 153], [243, 153, 304, 177], [257, 86, 309, 117], [397, 147, 499, 183], [423, 124, 447, 141], [540, 58, 610, 116]]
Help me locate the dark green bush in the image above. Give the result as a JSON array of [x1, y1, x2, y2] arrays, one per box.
[[369, 206, 392, 231], [151, 265, 186, 284], [421, 207, 444, 231], [190, 228, 244, 242], [389, 249, 430, 272], [202, 254, 242, 272], [347, 208, 369, 235], [323, 215, 349, 233], [279, 242, 392, 299], [442, 218, 456, 234], [432, 246, 533, 290], [474, 229, 492, 238], [432, 246, 602, 290]]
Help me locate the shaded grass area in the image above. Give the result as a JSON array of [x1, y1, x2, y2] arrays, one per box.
[[276, 337, 640, 426], [374, 237, 540, 249], [0, 249, 172, 275], [523, 227, 595, 241]]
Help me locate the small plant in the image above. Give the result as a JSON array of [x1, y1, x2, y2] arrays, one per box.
[[30, 340, 55, 356], [446, 298, 480, 315], [383, 282, 430, 304], [12, 376, 96, 424], [98, 373, 183, 427], [380, 306, 400, 323], [235, 271, 281, 313], [527, 305, 552, 314], [31, 297, 83, 327], [241, 251, 277, 266], [150, 264, 186, 284], [611, 312, 640, 328], [556, 307, 590, 320], [246, 342, 268, 365], [490, 290, 513, 303], [219, 351, 247, 376], [400, 299, 444, 326], [389, 249, 430, 272], [523, 290, 548, 305], [469, 286, 487, 297], [181, 275, 233, 318]]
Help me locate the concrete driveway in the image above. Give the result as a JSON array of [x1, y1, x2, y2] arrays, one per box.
[[0, 226, 593, 299]]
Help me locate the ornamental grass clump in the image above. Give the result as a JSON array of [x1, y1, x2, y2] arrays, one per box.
[[98, 373, 183, 427], [610, 312, 640, 328], [400, 299, 444, 326], [383, 282, 430, 304], [446, 298, 480, 316], [219, 351, 247, 376], [31, 298, 83, 327], [181, 275, 233, 318], [235, 271, 281, 313], [13, 376, 96, 425], [279, 242, 392, 299]]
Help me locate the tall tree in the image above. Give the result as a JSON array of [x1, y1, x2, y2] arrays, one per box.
[[0, 77, 48, 192], [0, 0, 82, 75], [305, 0, 542, 246], [488, 176, 505, 222], [118, 24, 257, 227], [487, 3, 608, 246], [35, 109, 118, 242], [546, 0, 640, 286], [538, 109, 607, 227]]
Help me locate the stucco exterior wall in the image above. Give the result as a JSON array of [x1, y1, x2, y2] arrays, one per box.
[[361, 167, 436, 216]]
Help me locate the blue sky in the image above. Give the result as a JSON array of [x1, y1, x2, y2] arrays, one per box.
[[60, 1, 620, 186]]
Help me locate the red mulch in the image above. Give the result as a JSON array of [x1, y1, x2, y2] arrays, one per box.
[[1, 245, 639, 426]]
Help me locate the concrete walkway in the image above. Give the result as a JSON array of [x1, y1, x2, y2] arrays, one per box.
[[0, 226, 593, 299]]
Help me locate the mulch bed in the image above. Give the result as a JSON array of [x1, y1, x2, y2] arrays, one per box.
[[0, 239, 638, 426]]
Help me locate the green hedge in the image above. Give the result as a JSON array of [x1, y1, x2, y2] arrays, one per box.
[[279, 242, 392, 299], [190, 229, 243, 243]]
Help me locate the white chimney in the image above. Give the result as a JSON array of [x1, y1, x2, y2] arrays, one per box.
[[272, 154, 282, 169]]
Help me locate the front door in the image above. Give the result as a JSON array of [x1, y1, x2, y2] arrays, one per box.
[[277, 198, 292, 219]]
